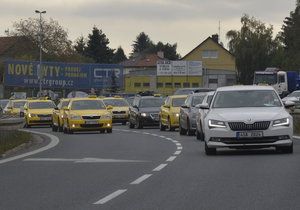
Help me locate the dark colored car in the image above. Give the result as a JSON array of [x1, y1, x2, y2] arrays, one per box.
[[174, 88, 215, 95], [128, 95, 165, 129]]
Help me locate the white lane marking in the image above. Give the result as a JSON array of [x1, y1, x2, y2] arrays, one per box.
[[177, 146, 183, 150], [174, 150, 182, 155], [172, 140, 178, 143], [166, 138, 173, 141], [166, 156, 177, 162], [176, 143, 181, 146], [93, 189, 127, 205], [151, 134, 159, 137], [0, 130, 59, 164], [24, 158, 148, 163], [130, 174, 152, 185], [153, 163, 168, 172], [143, 132, 150, 135], [159, 135, 166, 138]]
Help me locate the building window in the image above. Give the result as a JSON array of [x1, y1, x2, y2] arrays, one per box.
[[157, 83, 163, 88], [134, 83, 141, 87], [165, 83, 173, 88], [226, 78, 235, 86], [202, 50, 218, 59], [209, 78, 218, 84], [183, 82, 190, 88], [174, 83, 181, 88], [143, 83, 150, 87], [192, 83, 199, 87]]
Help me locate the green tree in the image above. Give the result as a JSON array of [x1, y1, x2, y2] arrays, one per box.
[[74, 36, 87, 56], [12, 17, 73, 56], [131, 32, 154, 56], [154, 41, 180, 60], [279, 3, 300, 70], [226, 14, 278, 84], [85, 27, 114, 63], [112, 46, 127, 63]]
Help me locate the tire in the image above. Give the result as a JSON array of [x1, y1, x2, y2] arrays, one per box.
[[196, 123, 205, 141], [276, 144, 293, 154], [24, 118, 30, 128], [160, 120, 166, 131], [106, 128, 112, 133], [122, 122, 127, 125], [136, 118, 143, 129], [179, 123, 187, 135], [128, 121, 135, 129], [100, 129, 105, 133], [52, 124, 58, 132], [58, 125, 63, 132], [205, 142, 216, 155]]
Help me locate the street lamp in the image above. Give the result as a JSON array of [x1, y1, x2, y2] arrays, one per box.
[[35, 10, 46, 95]]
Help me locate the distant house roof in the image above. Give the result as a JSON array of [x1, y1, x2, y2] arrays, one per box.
[[182, 36, 234, 60], [121, 53, 168, 68]]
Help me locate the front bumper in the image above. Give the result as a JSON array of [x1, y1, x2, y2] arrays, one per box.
[[68, 119, 112, 131], [170, 115, 180, 127], [205, 126, 293, 149], [139, 115, 159, 126], [27, 116, 52, 125]]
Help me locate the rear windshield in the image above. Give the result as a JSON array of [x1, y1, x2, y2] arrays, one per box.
[[103, 99, 129, 107]]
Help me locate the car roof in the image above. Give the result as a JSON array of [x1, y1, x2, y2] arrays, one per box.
[[169, 95, 187, 99], [70, 97, 101, 101], [216, 85, 275, 91]]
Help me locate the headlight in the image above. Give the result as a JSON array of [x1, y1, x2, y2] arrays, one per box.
[[61, 115, 64, 118], [28, 113, 37, 118], [208, 119, 227, 128], [102, 114, 112, 119], [70, 115, 81, 120], [273, 118, 289, 127], [175, 113, 179, 117], [141, 113, 147, 117]]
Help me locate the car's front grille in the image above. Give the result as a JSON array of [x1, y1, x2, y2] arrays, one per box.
[[37, 114, 52, 117], [228, 121, 270, 131], [80, 123, 103, 128], [112, 111, 126, 114], [150, 113, 159, 120], [82, 116, 100, 120]]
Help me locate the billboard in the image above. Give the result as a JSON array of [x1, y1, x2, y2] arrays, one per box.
[[157, 60, 202, 76], [4, 60, 123, 89]]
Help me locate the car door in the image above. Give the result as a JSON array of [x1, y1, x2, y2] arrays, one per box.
[[160, 97, 170, 125], [129, 97, 139, 124], [180, 95, 192, 129]]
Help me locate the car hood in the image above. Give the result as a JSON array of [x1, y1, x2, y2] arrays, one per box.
[[112, 107, 129, 112], [69, 110, 110, 116], [282, 96, 299, 102], [170, 107, 180, 113], [139, 107, 160, 113], [208, 107, 290, 122]]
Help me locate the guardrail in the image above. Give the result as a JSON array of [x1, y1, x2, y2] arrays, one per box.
[[0, 117, 24, 130]]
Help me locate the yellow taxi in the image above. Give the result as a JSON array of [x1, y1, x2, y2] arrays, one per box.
[[62, 96, 113, 134], [100, 96, 130, 125], [4, 99, 27, 116], [159, 95, 187, 131], [24, 99, 56, 127], [52, 98, 70, 132]]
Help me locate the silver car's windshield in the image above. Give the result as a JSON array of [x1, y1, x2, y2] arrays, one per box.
[[212, 90, 282, 108]]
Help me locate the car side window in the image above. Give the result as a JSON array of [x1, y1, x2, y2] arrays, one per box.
[[165, 97, 170, 106], [186, 96, 193, 106]]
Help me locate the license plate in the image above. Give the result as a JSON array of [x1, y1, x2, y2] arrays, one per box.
[[236, 131, 263, 138], [85, 120, 98, 125], [40, 117, 51, 121]]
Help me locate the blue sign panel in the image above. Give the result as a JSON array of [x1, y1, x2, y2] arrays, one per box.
[[4, 60, 123, 89]]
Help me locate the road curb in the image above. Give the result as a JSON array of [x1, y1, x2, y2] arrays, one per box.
[[0, 130, 59, 164]]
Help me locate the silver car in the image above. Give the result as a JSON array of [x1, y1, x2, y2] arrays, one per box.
[[200, 86, 294, 155], [195, 91, 215, 140], [179, 93, 207, 135]]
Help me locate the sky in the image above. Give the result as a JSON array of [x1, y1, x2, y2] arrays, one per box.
[[0, 0, 297, 57]]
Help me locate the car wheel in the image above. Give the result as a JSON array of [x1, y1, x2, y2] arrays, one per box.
[[100, 129, 105, 133], [205, 142, 216, 155], [106, 128, 112, 133], [196, 130, 202, 140], [24, 118, 30, 128], [136, 118, 143, 129], [52, 124, 58, 132], [160, 120, 166, 131], [276, 144, 293, 154], [128, 120, 135, 129], [122, 122, 127, 125], [179, 123, 187, 135]]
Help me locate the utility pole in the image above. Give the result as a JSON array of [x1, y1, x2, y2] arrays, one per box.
[[35, 10, 46, 95]]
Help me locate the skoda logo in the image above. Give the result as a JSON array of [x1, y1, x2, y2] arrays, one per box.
[[245, 118, 252, 124]]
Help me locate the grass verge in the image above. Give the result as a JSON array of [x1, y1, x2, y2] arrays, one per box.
[[0, 130, 31, 155]]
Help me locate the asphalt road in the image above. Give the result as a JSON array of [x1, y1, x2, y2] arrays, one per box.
[[1, 125, 300, 210]]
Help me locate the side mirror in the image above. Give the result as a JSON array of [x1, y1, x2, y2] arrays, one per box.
[[164, 104, 170, 108], [133, 105, 139, 110], [181, 104, 190, 109], [63, 106, 69, 111], [7, 106, 12, 109], [24, 107, 28, 111], [106, 105, 113, 110], [54, 107, 59, 110], [198, 104, 209, 109], [284, 100, 295, 109]]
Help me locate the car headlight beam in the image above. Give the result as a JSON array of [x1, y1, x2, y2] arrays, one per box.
[[208, 119, 226, 128], [141, 113, 147, 117], [273, 118, 289, 127]]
